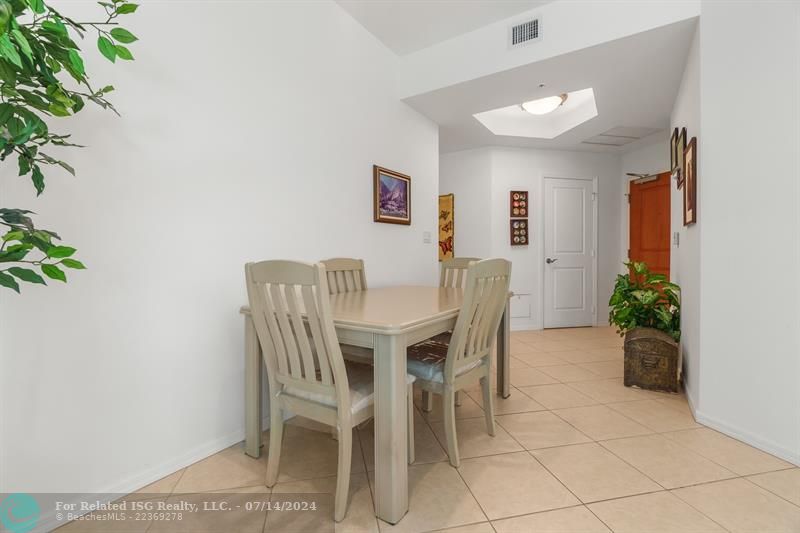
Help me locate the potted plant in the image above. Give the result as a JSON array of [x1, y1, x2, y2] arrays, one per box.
[[609, 262, 681, 392]]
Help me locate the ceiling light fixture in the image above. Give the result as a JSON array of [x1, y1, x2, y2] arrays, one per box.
[[521, 93, 568, 115]]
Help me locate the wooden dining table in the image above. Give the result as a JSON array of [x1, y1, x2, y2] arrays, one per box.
[[240, 286, 511, 524]]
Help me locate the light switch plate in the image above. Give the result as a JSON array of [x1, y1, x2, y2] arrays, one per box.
[[673, 232, 680, 246], [423, 231, 432, 244]]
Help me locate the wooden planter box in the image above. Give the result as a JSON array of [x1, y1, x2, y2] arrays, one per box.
[[623, 327, 679, 393]]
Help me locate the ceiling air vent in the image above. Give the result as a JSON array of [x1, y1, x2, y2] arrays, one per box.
[[510, 18, 540, 47]]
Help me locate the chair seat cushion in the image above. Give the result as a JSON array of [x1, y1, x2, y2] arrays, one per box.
[[282, 362, 414, 413], [407, 332, 484, 383]]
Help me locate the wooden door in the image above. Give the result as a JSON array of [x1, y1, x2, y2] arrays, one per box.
[[629, 172, 670, 277]]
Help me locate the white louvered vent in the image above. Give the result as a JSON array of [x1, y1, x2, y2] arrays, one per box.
[[510, 18, 540, 47]]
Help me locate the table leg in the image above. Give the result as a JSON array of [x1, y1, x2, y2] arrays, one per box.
[[373, 333, 409, 524], [245, 314, 263, 458], [496, 298, 511, 399]]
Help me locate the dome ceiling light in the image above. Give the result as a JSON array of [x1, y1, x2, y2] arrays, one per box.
[[521, 93, 568, 115]]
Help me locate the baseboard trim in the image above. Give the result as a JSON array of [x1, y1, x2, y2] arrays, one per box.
[[692, 409, 800, 467], [35, 415, 273, 532]]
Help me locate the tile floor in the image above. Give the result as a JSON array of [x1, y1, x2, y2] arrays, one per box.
[[58, 327, 800, 532]]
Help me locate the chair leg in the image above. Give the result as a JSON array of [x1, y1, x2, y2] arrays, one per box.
[[443, 386, 460, 468], [422, 390, 434, 412], [480, 375, 496, 437], [334, 424, 353, 522], [455, 391, 462, 407], [265, 401, 284, 487], [408, 383, 415, 464]]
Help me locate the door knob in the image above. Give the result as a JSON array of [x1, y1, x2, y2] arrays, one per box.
[[546, 258, 558, 264]]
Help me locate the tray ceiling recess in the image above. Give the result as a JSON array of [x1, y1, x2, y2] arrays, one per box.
[[473, 88, 597, 139]]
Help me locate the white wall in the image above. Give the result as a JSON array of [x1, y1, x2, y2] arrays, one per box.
[[670, 25, 701, 409], [440, 146, 622, 330], [619, 132, 671, 267], [695, 0, 800, 464], [0, 0, 439, 497], [398, 0, 701, 98], [440, 149, 493, 258]]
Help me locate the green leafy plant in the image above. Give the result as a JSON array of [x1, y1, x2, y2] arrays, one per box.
[[0, 0, 139, 292], [608, 261, 681, 342]]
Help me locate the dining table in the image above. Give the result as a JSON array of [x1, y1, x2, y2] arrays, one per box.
[[239, 285, 512, 524]]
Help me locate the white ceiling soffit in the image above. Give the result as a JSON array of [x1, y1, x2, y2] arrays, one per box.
[[335, 0, 551, 56], [474, 88, 598, 139], [403, 18, 697, 153]]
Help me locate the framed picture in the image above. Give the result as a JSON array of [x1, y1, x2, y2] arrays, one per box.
[[373, 165, 411, 225], [510, 190, 528, 218], [676, 127, 687, 189], [670, 128, 679, 172], [683, 137, 697, 225], [438, 194, 454, 261], [510, 219, 529, 246]]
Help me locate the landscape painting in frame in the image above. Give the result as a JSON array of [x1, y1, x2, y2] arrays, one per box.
[[373, 165, 411, 225]]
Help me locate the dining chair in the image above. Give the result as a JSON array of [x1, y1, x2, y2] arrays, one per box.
[[422, 257, 481, 411], [407, 258, 511, 467], [320, 257, 367, 294], [439, 257, 481, 289], [320, 257, 374, 364], [245, 260, 415, 521]]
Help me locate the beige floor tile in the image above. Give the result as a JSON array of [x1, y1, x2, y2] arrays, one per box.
[[135, 469, 184, 495], [149, 488, 270, 533], [553, 405, 653, 441], [510, 367, 560, 387], [557, 350, 621, 364], [458, 452, 579, 520], [268, 473, 377, 533], [492, 505, 611, 533], [416, 389, 486, 422], [510, 355, 532, 370], [359, 415, 447, 471], [584, 348, 624, 361], [538, 364, 601, 383], [564, 339, 624, 351], [600, 434, 736, 489], [511, 340, 540, 355], [748, 468, 800, 506], [524, 340, 576, 352], [496, 411, 591, 450], [664, 428, 793, 475], [566, 378, 653, 403], [513, 351, 569, 367], [430, 417, 523, 460], [274, 424, 365, 483], [518, 384, 599, 410], [608, 399, 701, 433], [532, 443, 661, 503], [577, 361, 623, 379], [672, 478, 800, 533], [588, 491, 725, 533], [172, 442, 267, 494], [371, 462, 486, 533], [431, 522, 495, 533], [466, 386, 547, 415]]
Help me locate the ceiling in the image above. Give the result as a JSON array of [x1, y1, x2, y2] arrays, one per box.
[[403, 18, 697, 153], [336, 0, 551, 55]]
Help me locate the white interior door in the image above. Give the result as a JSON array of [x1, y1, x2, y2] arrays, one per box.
[[543, 177, 595, 328]]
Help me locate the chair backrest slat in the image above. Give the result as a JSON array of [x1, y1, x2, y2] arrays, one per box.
[[246, 260, 350, 410], [444, 259, 511, 381], [321, 258, 367, 295], [440, 257, 481, 289]]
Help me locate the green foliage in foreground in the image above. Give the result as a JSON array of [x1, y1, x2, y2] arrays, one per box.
[[609, 261, 681, 342], [0, 0, 139, 292]]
